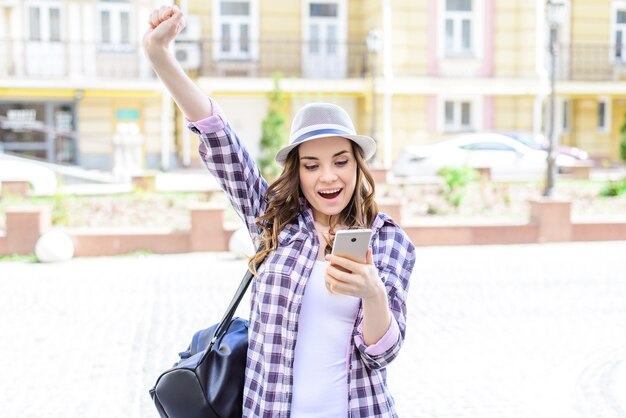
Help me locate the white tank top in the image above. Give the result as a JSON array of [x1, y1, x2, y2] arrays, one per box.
[[291, 261, 361, 417]]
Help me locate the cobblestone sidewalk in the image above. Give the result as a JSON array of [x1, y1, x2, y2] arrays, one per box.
[[0, 241, 624, 418]]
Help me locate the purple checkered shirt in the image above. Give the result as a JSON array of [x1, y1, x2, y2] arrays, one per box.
[[188, 101, 416, 417]]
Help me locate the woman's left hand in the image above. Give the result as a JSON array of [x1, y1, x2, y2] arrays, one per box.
[[324, 248, 386, 300]]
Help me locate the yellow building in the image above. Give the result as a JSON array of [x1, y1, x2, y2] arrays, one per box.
[[1, 0, 624, 173], [0, 0, 173, 172], [182, 0, 626, 167]]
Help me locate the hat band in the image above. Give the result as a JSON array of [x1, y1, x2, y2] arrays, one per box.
[[293, 128, 354, 144]]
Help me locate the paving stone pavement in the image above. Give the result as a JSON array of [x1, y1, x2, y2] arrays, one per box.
[[0, 241, 625, 418]]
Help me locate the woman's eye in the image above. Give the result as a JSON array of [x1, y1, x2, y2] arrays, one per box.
[[335, 160, 348, 166], [304, 164, 318, 170]]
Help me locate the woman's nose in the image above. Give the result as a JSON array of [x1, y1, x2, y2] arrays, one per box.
[[319, 166, 338, 182]]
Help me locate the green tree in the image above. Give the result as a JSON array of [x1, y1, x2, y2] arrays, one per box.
[[621, 112, 626, 165], [258, 74, 286, 181]]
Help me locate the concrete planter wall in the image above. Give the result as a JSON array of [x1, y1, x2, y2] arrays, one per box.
[[1, 198, 625, 257]]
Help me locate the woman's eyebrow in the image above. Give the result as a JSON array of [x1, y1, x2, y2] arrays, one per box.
[[300, 150, 350, 161]]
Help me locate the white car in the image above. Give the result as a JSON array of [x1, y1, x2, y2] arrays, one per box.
[[394, 133, 564, 181], [0, 152, 57, 195]]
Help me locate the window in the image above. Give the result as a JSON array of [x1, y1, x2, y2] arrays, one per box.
[[615, 9, 626, 61], [0, 102, 77, 164], [101, 10, 111, 43], [27, 4, 61, 42], [302, 0, 346, 78], [444, 0, 473, 57], [461, 142, 515, 152], [214, 0, 257, 60], [221, 24, 231, 52], [24, 2, 65, 76], [598, 99, 611, 132], [120, 11, 130, 44], [221, 1, 249, 15], [444, 100, 473, 132], [327, 24, 337, 55], [310, 3, 337, 17], [49, 8, 60, 41], [98, 0, 132, 48], [28, 7, 41, 41], [561, 99, 571, 133], [240, 24, 249, 52]]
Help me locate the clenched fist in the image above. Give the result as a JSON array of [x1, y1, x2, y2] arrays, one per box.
[[143, 5, 186, 55]]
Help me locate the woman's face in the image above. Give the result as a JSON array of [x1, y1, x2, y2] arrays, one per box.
[[298, 136, 357, 226]]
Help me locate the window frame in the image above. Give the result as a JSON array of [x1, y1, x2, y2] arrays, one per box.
[[559, 98, 571, 134], [301, 0, 348, 78], [597, 97, 612, 133], [96, 0, 134, 52], [211, 0, 259, 61], [439, 96, 483, 133], [25, 0, 63, 43], [612, 1, 626, 62], [0, 100, 78, 164], [438, 0, 484, 60]]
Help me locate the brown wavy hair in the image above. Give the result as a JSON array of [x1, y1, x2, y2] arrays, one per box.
[[249, 140, 378, 273]]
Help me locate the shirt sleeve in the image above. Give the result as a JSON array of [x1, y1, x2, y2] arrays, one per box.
[[353, 221, 416, 369], [353, 315, 400, 356], [187, 98, 268, 242]]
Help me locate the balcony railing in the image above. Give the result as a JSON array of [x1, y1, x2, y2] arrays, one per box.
[[0, 38, 370, 80], [3, 38, 624, 83], [557, 43, 626, 81]]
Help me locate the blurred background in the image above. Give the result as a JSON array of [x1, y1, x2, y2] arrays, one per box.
[[0, 0, 624, 176]]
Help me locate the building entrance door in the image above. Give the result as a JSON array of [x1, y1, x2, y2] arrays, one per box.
[[303, 1, 346, 78], [25, 1, 65, 76]]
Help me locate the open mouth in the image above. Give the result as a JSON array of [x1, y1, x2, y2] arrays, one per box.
[[318, 188, 343, 200]]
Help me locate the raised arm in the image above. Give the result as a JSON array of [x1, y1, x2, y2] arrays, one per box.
[[143, 5, 212, 121], [143, 5, 269, 240]]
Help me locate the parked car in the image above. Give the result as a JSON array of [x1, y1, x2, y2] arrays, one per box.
[[496, 131, 589, 164], [394, 133, 560, 181], [0, 152, 57, 194]]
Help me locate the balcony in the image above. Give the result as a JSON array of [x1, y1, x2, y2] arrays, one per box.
[[0, 38, 152, 81], [557, 43, 626, 81], [0, 38, 370, 81]]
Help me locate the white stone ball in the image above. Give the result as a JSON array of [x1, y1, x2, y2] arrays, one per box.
[[35, 231, 75, 263], [228, 227, 255, 259]]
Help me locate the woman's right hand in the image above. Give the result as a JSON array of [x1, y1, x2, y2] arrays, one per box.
[[143, 5, 186, 56]]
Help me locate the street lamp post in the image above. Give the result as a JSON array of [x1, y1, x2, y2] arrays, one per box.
[[366, 28, 383, 163], [544, 0, 565, 197]]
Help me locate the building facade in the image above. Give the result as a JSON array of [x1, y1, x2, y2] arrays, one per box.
[[0, 0, 173, 174], [1, 0, 624, 173]]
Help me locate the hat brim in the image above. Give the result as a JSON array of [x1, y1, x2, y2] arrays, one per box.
[[275, 133, 376, 166]]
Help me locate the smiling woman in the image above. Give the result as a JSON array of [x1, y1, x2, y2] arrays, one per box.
[[143, 5, 415, 418], [298, 137, 358, 226]]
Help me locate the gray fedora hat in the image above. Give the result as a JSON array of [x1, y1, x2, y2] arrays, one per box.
[[275, 102, 376, 165]]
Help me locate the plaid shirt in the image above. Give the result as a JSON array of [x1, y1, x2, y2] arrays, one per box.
[[189, 103, 415, 418]]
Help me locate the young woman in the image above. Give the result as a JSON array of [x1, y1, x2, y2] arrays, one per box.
[[144, 6, 415, 417]]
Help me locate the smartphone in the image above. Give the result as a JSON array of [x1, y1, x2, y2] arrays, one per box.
[[331, 229, 372, 263]]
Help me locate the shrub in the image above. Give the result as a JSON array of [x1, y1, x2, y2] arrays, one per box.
[[599, 178, 626, 197], [436, 165, 478, 207]]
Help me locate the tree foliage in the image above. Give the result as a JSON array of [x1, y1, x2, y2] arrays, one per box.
[[436, 165, 478, 207], [620, 112, 626, 165], [258, 74, 287, 181]]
